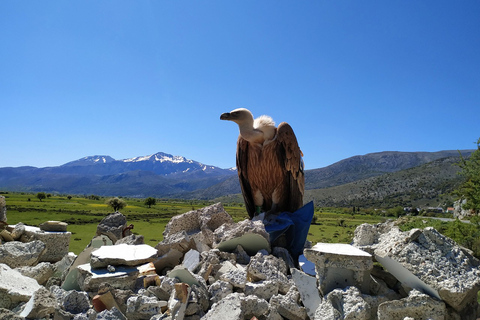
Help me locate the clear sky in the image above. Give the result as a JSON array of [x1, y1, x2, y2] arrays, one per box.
[[1, 1, 479, 170]]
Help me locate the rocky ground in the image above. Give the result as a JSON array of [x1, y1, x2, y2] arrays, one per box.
[[1, 195, 480, 320]]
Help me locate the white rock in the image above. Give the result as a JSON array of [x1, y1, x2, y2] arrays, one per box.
[[244, 280, 279, 301], [76, 263, 139, 292], [377, 289, 446, 320], [203, 292, 269, 320], [214, 219, 270, 256], [304, 243, 373, 295], [208, 280, 233, 305], [182, 249, 201, 272], [23, 225, 71, 263], [62, 235, 113, 291], [96, 212, 129, 243], [90, 243, 158, 268], [0, 263, 42, 309], [126, 295, 164, 320], [203, 292, 243, 320], [15, 261, 55, 285], [247, 252, 291, 294], [19, 287, 57, 319], [315, 287, 371, 320], [291, 268, 322, 319], [219, 267, 247, 289], [0, 240, 46, 268], [374, 226, 480, 313], [270, 287, 307, 320]]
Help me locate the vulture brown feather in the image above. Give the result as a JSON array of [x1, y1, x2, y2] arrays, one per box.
[[220, 108, 304, 219]]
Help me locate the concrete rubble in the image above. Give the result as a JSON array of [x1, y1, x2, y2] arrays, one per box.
[[0, 201, 480, 319]]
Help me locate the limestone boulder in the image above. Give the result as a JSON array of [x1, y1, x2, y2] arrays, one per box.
[[126, 294, 166, 320], [22, 225, 71, 263], [18, 287, 58, 319], [0, 263, 42, 309], [76, 263, 139, 292], [15, 262, 55, 285], [247, 252, 291, 294], [214, 219, 270, 255], [208, 280, 233, 305], [304, 243, 373, 296], [96, 212, 130, 243], [203, 292, 269, 320], [0, 240, 46, 268], [244, 280, 279, 302], [377, 289, 446, 320], [163, 203, 233, 250], [270, 287, 307, 320], [374, 226, 480, 315], [315, 286, 371, 320]]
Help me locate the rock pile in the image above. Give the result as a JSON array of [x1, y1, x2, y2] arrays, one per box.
[[1, 200, 480, 319]]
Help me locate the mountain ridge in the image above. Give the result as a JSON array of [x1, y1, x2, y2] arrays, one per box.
[[0, 150, 474, 204]]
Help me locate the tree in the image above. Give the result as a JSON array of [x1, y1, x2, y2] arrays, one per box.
[[36, 192, 46, 202], [455, 138, 480, 214], [144, 197, 156, 208], [105, 197, 127, 212]]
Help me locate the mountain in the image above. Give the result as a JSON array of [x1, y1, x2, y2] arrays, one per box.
[[0, 150, 474, 204], [185, 150, 474, 200], [304, 150, 472, 190], [304, 155, 467, 208], [0, 152, 236, 197]]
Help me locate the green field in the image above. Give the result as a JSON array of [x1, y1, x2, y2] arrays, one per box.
[[1, 192, 390, 254]]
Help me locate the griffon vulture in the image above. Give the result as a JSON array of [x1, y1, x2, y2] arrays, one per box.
[[220, 108, 304, 219]]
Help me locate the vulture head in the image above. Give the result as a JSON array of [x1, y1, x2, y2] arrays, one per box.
[[220, 108, 276, 144]]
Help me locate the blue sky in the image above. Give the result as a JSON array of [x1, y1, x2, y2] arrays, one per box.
[[1, 1, 479, 170]]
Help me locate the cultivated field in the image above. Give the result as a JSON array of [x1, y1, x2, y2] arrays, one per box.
[[2, 192, 386, 254]]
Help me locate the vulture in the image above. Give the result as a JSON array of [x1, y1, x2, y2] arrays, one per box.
[[220, 108, 305, 219]]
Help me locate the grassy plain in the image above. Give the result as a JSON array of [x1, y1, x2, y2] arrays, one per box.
[[3, 192, 385, 254]]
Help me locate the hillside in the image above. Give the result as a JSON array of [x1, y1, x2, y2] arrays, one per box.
[[187, 150, 473, 200], [304, 156, 465, 208], [304, 150, 471, 189], [0, 150, 473, 204]]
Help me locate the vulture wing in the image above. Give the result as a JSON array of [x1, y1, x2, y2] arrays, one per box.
[[276, 122, 305, 212], [236, 136, 256, 218]]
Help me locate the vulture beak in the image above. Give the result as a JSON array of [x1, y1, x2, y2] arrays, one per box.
[[220, 112, 232, 120]]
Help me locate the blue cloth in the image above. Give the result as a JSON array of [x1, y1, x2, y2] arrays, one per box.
[[264, 201, 314, 260]]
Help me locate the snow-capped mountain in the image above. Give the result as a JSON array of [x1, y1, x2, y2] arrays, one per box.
[[0, 152, 236, 198], [59, 152, 231, 177]]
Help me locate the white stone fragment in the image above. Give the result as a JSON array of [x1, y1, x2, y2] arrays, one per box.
[[291, 268, 322, 319], [0, 240, 46, 268], [270, 287, 307, 320], [247, 252, 291, 294], [244, 280, 279, 301], [76, 263, 139, 292], [126, 295, 164, 320], [374, 226, 480, 313], [23, 225, 71, 263], [182, 249, 201, 272], [377, 289, 446, 320], [90, 243, 158, 268], [19, 287, 57, 319], [304, 243, 373, 295], [15, 262, 55, 285], [315, 286, 371, 320], [208, 280, 233, 305], [0, 263, 42, 309]]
